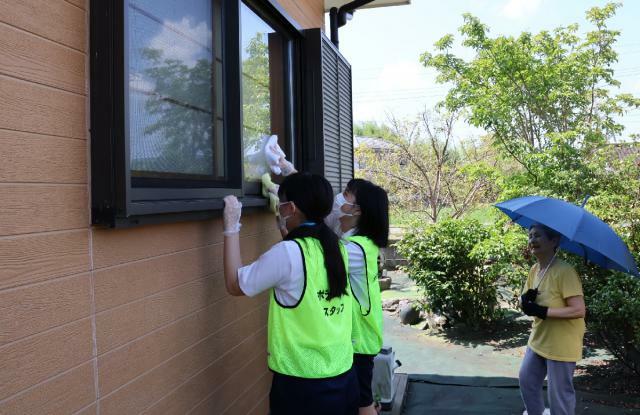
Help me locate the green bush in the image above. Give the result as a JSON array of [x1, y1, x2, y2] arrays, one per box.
[[470, 222, 530, 307], [569, 260, 640, 375], [397, 218, 506, 327], [588, 273, 640, 375]]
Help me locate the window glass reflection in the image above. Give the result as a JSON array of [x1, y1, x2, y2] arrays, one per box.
[[241, 2, 287, 182], [127, 0, 224, 179]]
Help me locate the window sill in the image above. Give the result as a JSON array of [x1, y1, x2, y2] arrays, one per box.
[[98, 196, 268, 228]]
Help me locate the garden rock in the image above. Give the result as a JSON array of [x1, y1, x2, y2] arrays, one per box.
[[382, 299, 400, 313], [420, 312, 447, 331], [379, 277, 392, 291], [399, 303, 421, 325]]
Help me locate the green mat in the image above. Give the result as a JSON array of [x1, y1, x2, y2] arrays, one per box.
[[401, 375, 640, 414]]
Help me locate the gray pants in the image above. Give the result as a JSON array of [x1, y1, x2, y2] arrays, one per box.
[[519, 347, 576, 415]]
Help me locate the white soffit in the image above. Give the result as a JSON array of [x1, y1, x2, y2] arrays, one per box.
[[324, 0, 411, 12]]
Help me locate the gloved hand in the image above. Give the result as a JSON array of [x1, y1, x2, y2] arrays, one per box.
[[520, 288, 538, 305], [263, 135, 297, 176], [522, 300, 548, 320], [278, 158, 297, 176], [261, 173, 280, 214], [223, 195, 242, 235], [263, 135, 286, 175]]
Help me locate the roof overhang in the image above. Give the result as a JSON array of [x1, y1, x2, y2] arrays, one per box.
[[324, 0, 410, 12]]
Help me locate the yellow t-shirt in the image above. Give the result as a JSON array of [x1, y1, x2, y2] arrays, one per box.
[[523, 259, 585, 362]]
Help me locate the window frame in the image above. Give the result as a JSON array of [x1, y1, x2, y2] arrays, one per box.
[[239, 0, 301, 195], [90, 0, 303, 226]]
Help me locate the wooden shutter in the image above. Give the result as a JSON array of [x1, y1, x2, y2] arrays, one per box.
[[302, 29, 354, 194]]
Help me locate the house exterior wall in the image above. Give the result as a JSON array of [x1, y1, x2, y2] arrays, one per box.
[[0, 0, 324, 414]]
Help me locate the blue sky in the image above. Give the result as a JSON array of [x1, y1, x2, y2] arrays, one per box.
[[333, 0, 640, 140]]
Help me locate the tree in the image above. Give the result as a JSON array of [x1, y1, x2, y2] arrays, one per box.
[[139, 48, 214, 175], [241, 33, 271, 151], [420, 2, 640, 203], [354, 121, 393, 138], [420, 2, 640, 371], [355, 110, 500, 223], [139, 33, 272, 178]]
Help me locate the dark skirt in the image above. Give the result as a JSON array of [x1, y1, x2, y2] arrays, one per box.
[[269, 367, 359, 415], [353, 353, 376, 407]]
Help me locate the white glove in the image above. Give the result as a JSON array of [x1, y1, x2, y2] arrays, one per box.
[[223, 195, 242, 235], [279, 159, 297, 176], [263, 135, 287, 175]]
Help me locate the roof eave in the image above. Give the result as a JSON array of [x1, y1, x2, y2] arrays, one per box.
[[324, 0, 411, 12]]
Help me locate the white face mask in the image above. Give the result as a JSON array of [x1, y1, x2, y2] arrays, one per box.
[[324, 193, 357, 236], [278, 201, 292, 230]]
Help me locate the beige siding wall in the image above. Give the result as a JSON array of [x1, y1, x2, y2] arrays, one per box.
[[0, 0, 323, 414]]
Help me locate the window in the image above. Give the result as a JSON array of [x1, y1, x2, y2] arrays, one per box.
[[127, 0, 224, 184], [90, 0, 300, 226], [90, 3, 352, 227], [240, 2, 296, 192]]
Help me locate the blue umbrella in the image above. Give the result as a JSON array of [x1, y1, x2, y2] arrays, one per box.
[[495, 195, 639, 277]]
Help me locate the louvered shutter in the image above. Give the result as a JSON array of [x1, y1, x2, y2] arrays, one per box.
[[302, 29, 354, 194]]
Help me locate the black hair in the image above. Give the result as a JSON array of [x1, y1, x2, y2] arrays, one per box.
[[529, 223, 561, 250], [346, 178, 389, 248], [278, 172, 348, 300]]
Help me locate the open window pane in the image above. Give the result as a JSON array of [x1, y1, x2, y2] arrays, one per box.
[[126, 0, 224, 181], [240, 2, 288, 182]]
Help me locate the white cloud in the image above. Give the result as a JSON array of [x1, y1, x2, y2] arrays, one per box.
[[129, 71, 155, 92], [352, 61, 488, 139], [352, 60, 447, 122], [149, 17, 211, 67], [500, 0, 542, 19]]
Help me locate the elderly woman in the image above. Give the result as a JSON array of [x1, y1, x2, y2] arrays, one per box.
[[519, 223, 586, 415]]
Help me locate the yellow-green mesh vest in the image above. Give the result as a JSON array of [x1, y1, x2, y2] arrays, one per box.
[[346, 235, 383, 355], [268, 237, 353, 378]]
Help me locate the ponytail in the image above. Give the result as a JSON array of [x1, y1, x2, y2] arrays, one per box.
[[279, 173, 348, 300]]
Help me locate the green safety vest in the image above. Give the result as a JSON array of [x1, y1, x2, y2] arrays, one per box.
[[346, 235, 383, 355], [268, 237, 353, 378]]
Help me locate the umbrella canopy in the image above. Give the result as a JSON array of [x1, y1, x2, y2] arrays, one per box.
[[495, 195, 639, 277]]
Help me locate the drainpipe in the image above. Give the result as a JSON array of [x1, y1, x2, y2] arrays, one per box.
[[329, 0, 375, 49]]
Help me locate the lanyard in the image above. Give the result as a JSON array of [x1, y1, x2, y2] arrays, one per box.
[[535, 252, 557, 290]]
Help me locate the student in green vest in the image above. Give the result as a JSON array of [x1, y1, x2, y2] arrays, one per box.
[[325, 178, 389, 415], [222, 172, 358, 415]]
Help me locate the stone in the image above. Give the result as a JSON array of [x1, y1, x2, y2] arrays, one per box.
[[379, 277, 392, 291], [382, 298, 400, 312], [399, 303, 421, 325], [420, 312, 447, 331]]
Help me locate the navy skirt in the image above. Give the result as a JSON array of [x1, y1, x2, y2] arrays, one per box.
[[269, 367, 359, 415], [353, 353, 376, 407]]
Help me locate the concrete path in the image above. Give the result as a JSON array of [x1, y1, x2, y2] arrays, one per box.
[[379, 271, 639, 413], [381, 270, 610, 377]]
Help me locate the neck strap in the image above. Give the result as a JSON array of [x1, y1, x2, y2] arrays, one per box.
[[535, 251, 558, 290]]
